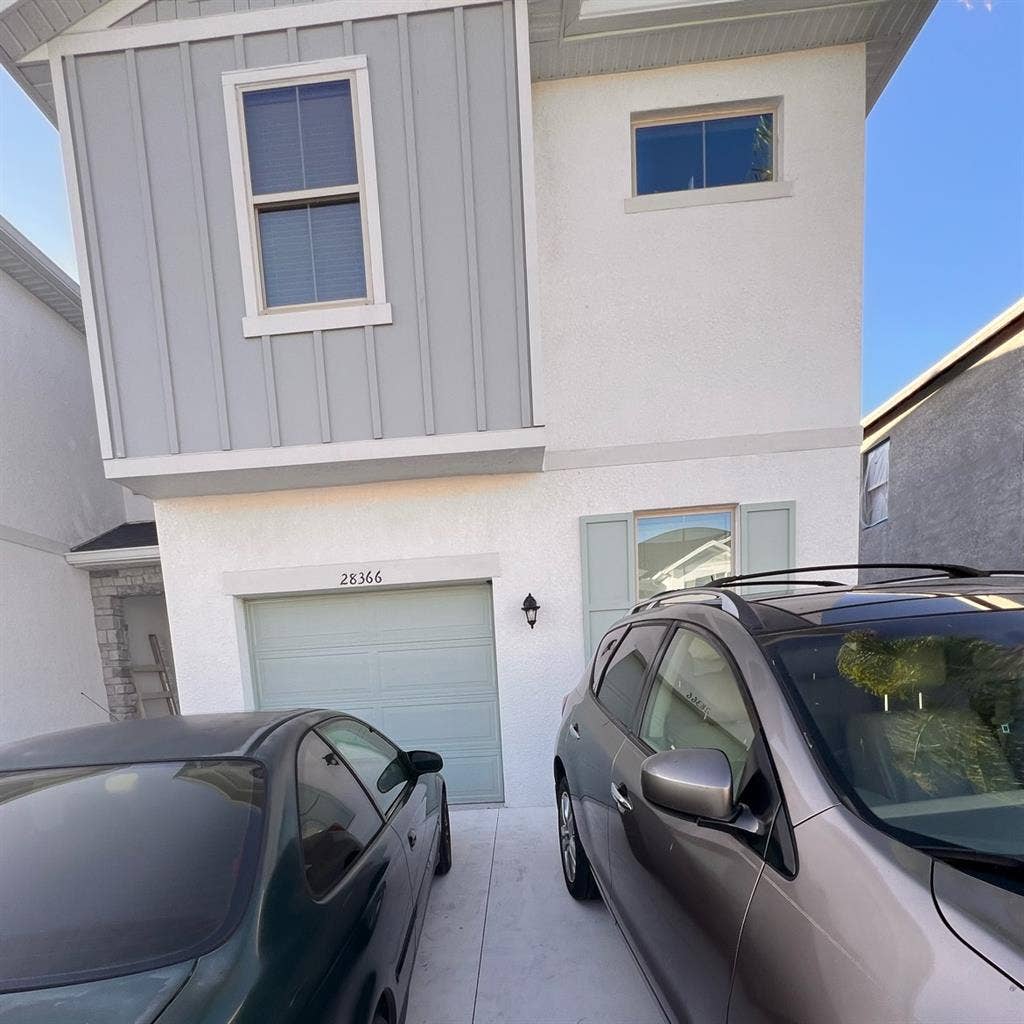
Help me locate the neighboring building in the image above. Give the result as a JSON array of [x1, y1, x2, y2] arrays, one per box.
[[0, 215, 177, 743], [0, 0, 932, 805], [860, 298, 1024, 574]]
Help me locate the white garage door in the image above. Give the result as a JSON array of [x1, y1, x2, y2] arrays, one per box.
[[245, 583, 502, 803]]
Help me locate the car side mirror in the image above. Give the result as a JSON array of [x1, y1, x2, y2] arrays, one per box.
[[406, 749, 444, 776], [641, 748, 735, 821]]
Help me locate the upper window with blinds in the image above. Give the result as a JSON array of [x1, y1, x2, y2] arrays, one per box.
[[223, 57, 390, 338], [861, 439, 890, 527]]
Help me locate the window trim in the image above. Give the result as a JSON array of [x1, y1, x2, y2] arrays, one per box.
[[861, 438, 890, 528], [222, 55, 391, 339], [634, 503, 737, 600], [628, 97, 787, 214]]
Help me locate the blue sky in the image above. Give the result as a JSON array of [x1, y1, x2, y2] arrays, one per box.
[[0, 1, 1021, 411]]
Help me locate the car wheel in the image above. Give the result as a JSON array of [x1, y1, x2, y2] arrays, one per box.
[[434, 786, 452, 876], [556, 775, 598, 900]]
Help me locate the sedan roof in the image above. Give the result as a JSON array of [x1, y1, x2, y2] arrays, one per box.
[[0, 710, 317, 772]]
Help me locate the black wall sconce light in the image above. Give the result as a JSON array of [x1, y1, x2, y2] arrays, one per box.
[[521, 593, 540, 629]]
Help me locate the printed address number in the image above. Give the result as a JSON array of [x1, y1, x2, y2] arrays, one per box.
[[339, 570, 383, 586]]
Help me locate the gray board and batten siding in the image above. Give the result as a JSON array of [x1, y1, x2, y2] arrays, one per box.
[[57, 2, 533, 460]]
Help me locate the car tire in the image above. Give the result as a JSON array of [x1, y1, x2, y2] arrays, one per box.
[[434, 786, 452, 876], [556, 775, 598, 900]]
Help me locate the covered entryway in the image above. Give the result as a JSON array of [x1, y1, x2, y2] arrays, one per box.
[[245, 583, 502, 803]]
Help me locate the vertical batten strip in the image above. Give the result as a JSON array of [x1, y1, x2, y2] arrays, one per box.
[[180, 41, 230, 450], [312, 330, 332, 442], [364, 326, 383, 439], [233, 33, 245, 67], [125, 48, 179, 454], [260, 337, 281, 447], [502, 0, 531, 429], [286, 26, 298, 61], [59, 54, 124, 458], [454, 7, 487, 431], [397, 13, 435, 436], [342, 20, 354, 55]]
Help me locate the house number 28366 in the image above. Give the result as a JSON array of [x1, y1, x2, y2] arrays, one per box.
[[339, 570, 383, 586]]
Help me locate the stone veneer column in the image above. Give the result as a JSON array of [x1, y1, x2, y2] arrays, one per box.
[[88, 564, 166, 721]]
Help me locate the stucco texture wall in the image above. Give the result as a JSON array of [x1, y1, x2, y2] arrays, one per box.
[[532, 45, 865, 452], [0, 271, 126, 744], [156, 445, 858, 807], [861, 339, 1024, 570]]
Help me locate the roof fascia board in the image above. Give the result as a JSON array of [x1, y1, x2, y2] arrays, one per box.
[[43, 0, 495, 60], [65, 544, 160, 569], [862, 297, 1024, 431], [18, 0, 150, 63]]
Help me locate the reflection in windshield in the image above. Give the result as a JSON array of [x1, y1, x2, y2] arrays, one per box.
[[764, 611, 1024, 856]]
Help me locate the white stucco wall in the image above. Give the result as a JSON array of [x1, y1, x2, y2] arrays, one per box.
[[156, 444, 859, 807], [533, 45, 865, 451], [0, 270, 125, 745], [0, 543, 109, 743], [0, 271, 124, 547]]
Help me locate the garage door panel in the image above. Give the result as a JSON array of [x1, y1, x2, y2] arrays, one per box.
[[247, 584, 502, 803], [254, 652, 377, 705], [379, 698, 500, 750], [430, 754, 503, 805]]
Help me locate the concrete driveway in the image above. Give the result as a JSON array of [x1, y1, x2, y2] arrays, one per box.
[[406, 806, 667, 1024]]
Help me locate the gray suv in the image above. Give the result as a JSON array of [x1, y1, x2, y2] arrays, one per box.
[[554, 564, 1023, 1024]]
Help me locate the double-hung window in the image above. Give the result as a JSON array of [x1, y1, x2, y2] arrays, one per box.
[[861, 440, 890, 527], [636, 507, 736, 600], [223, 57, 389, 337]]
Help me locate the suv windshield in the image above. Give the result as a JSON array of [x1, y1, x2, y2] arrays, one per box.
[[763, 609, 1024, 858], [0, 759, 265, 992]]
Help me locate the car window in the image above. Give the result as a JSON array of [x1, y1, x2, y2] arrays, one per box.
[[640, 628, 756, 788], [0, 759, 265, 992], [597, 624, 667, 729], [296, 731, 382, 898], [591, 625, 628, 689], [764, 610, 1024, 858], [319, 718, 410, 817]]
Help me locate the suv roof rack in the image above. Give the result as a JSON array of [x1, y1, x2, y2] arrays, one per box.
[[708, 562, 989, 587], [630, 587, 763, 630]]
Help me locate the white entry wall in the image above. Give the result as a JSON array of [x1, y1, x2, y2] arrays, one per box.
[[156, 443, 858, 807]]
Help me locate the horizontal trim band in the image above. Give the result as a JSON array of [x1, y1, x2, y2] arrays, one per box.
[[0, 523, 68, 556], [544, 425, 861, 471]]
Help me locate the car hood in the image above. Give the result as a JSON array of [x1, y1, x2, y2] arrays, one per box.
[[0, 962, 194, 1024], [933, 860, 1024, 986]]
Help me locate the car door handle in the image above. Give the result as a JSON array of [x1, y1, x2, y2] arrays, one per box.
[[610, 782, 633, 814], [407, 829, 417, 849], [569, 722, 580, 739]]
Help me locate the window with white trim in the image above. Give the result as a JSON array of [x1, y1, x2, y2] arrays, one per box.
[[223, 57, 389, 338], [632, 101, 778, 197], [861, 440, 890, 527], [636, 506, 736, 600]]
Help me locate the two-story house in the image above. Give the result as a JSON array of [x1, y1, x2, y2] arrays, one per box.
[[860, 297, 1024, 576], [0, 0, 933, 806]]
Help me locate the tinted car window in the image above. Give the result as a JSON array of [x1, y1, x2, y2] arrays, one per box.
[[297, 731, 382, 897], [765, 610, 1024, 857], [591, 626, 628, 689], [0, 759, 264, 992], [320, 718, 410, 816], [597, 624, 666, 728], [640, 628, 756, 787]]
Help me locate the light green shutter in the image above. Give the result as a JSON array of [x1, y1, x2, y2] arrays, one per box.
[[739, 502, 796, 585], [580, 514, 636, 661]]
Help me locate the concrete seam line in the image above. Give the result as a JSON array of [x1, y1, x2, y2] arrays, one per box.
[[471, 810, 501, 1024]]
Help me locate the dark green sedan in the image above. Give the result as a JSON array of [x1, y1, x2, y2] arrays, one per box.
[[0, 710, 452, 1024]]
